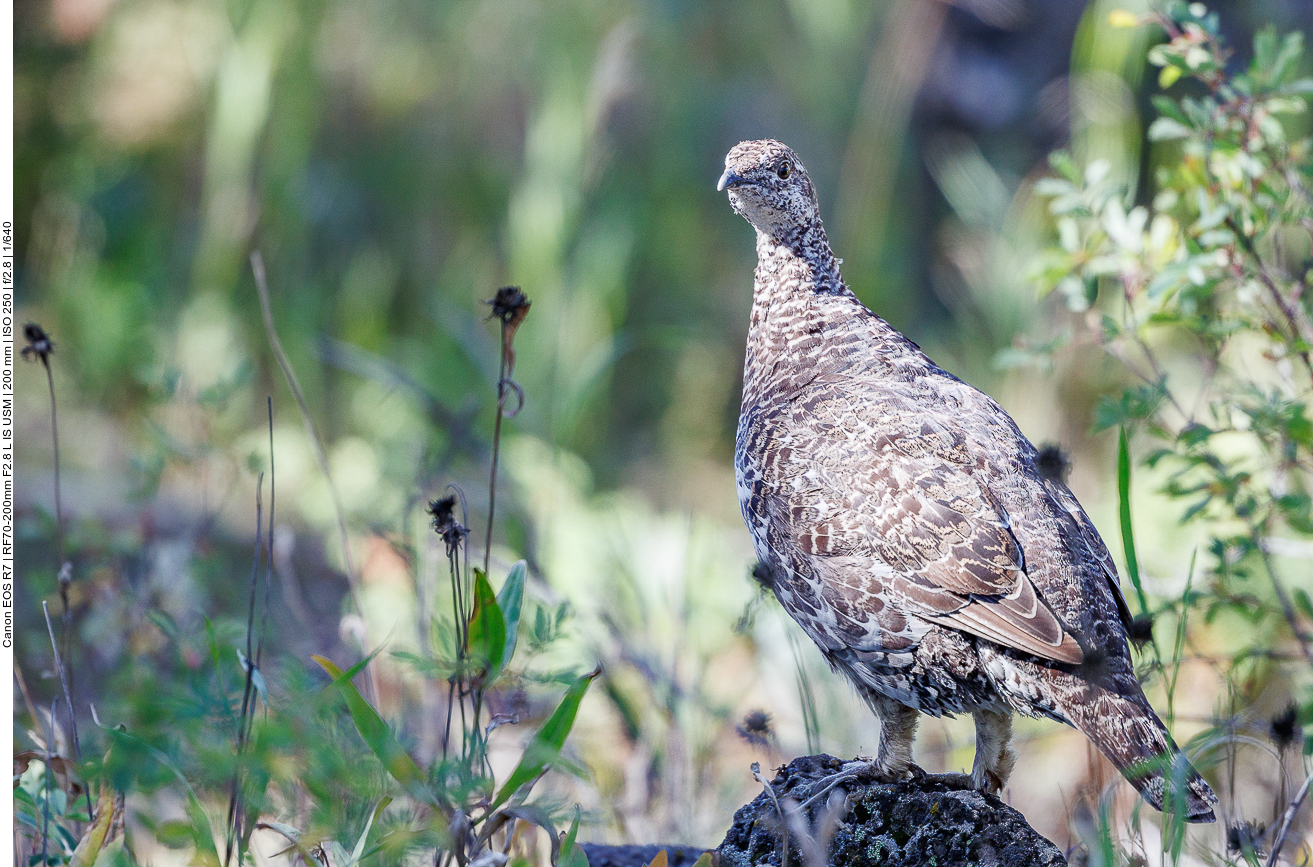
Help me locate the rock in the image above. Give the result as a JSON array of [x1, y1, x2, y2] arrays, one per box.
[[716, 755, 1067, 867]]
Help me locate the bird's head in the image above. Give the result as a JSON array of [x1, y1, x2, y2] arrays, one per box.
[[718, 140, 820, 240]]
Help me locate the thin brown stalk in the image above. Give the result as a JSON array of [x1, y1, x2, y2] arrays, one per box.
[[41, 696, 56, 867], [752, 762, 790, 867], [225, 472, 264, 867], [1254, 530, 1313, 668], [1267, 770, 1313, 867], [251, 252, 362, 612], [41, 603, 91, 822], [1226, 210, 1313, 385], [256, 397, 275, 669], [484, 336, 508, 574], [251, 252, 375, 702]]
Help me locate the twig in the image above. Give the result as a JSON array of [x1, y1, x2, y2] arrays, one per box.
[[1253, 527, 1313, 668], [1266, 770, 1313, 867], [251, 252, 375, 705], [22, 326, 77, 770], [42, 602, 91, 822], [752, 762, 790, 867], [251, 252, 363, 616], [257, 397, 275, 669], [482, 288, 530, 574], [41, 696, 57, 867], [225, 472, 263, 867], [1226, 212, 1313, 384]]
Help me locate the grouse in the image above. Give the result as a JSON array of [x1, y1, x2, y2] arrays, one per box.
[[719, 139, 1216, 821]]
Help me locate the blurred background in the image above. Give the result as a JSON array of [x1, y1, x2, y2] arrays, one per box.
[[14, 0, 1313, 859]]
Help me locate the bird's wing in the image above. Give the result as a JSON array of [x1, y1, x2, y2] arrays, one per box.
[[1044, 477, 1135, 630], [780, 383, 1084, 664]]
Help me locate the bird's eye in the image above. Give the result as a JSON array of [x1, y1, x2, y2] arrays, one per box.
[[777, 163, 791, 179]]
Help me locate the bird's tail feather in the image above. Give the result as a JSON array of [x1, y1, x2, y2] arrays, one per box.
[[1064, 688, 1216, 822]]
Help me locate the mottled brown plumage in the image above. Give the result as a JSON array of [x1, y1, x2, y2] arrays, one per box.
[[720, 139, 1215, 820]]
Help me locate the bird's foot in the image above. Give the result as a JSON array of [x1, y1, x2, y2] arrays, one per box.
[[971, 766, 1006, 797], [910, 766, 974, 791], [798, 757, 915, 810]]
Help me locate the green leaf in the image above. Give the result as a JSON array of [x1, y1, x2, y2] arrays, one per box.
[[312, 655, 435, 805], [468, 569, 508, 685], [1294, 589, 1313, 620], [1151, 95, 1191, 125], [1176, 423, 1214, 449], [492, 668, 600, 810], [1271, 31, 1304, 85], [498, 561, 528, 670], [558, 806, 589, 867], [148, 610, 179, 641], [1117, 429, 1150, 617], [1094, 381, 1168, 432], [1148, 117, 1192, 141]]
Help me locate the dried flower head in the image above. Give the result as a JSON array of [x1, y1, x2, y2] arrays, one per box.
[[486, 286, 531, 380], [1127, 613, 1155, 648], [1035, 443, 1071, 484], [736, 709, 775, 748], [428, 495, 468, 556], [1270, 702, 1301, 751], [21, 323, 54, 365], [487, 286, 530, 327], [1226, 820, 1266, 856]]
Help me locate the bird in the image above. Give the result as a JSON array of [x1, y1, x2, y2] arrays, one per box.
[[719, 138, 1216, 821]]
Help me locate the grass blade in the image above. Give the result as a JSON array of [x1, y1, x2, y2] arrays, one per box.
[[1117, 428, 1151, 615], [349, 797, 392, 866], [492, 667, 599, 810], [312, 655, 434, 805], [558, 805, 588, 867]]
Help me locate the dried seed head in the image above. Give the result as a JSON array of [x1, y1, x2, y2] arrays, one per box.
[[428, 495, 468, 555], [1226, 820, 1266, 855], [21, 323, 54, 364], [1035, 443, 1071, 484], [1270, 703, 1301, 751], [737, 709, 775, 747], [1127, 613, 1155, 648], [487, 286, 530, 328]]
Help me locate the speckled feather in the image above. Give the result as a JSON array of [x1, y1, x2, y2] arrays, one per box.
[[721, 139, 1215, 821]]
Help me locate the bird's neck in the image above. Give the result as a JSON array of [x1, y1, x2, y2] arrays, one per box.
[[747, 222, 855, 347], [742, 220, 920, 402], [753, 221, 845, 295]]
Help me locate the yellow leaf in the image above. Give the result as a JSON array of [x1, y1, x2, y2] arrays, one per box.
[[1159, 65, 1182, 88], [644, 851, 668, 867], [69, 783, 118, 867], [1108, 9, 1141, 27]]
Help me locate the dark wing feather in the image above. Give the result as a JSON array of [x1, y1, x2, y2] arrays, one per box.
[[1041, 475, 1134, 629]]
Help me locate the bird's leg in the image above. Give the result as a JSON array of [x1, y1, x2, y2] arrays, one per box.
[[970, 707, 1015, 796], [799, 695, 921, 810], [871, 695, 919, 779]]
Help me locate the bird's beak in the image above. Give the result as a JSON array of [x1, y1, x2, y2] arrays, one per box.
[[717, 169, 746, 192]]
